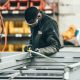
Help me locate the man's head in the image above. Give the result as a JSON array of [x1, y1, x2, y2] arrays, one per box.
[[24, 7, 42, 27]]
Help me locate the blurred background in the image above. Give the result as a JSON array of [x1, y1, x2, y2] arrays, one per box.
[[0, 0, 80, 52]]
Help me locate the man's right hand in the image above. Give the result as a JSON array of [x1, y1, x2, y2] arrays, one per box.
[[24, 45, 32, 52]]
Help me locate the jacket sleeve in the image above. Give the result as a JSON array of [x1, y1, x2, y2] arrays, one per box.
[[38, 20, 61, 56]]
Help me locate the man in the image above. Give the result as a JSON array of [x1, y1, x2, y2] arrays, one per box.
[[24, 7, 61, 56]]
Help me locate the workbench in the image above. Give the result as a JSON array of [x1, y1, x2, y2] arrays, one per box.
[[0, 47, 80, 80]]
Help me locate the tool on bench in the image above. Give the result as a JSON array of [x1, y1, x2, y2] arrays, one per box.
[[27, 48, 68, 66]]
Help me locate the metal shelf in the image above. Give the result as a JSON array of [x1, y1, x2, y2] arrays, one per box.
[[1, 34, 31, 44], [0, 0, 53, 15]]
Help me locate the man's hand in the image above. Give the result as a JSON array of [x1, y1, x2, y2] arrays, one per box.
[[35, 48, 40, 52], [24, 45, 32, 52]]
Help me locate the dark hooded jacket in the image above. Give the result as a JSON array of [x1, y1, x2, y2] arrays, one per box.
[[30, 12, 61, 56]]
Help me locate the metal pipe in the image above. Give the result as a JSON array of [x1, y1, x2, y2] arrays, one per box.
[[28, 0, 31, 8]]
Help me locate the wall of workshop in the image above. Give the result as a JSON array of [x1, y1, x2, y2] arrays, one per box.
[[58, 0, 80, 34]]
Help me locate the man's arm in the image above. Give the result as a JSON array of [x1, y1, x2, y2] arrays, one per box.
[[37, 20, 61, 56], [38, 35, 60, 56]]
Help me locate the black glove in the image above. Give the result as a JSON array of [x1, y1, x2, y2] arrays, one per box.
[[24, 45, 32, 52]]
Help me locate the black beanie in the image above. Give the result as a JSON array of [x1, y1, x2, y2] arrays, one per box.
[[24, 7, 39, 24]]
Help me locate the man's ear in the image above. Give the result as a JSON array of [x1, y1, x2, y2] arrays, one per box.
[[37, 12, 42, 20]]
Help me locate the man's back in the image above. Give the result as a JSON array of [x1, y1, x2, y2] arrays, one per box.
[[31, 12, 61, 51]]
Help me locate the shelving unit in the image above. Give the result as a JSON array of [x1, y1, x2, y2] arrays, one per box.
[[0, 0, 54, 52], [0, 0, 53, 14]]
